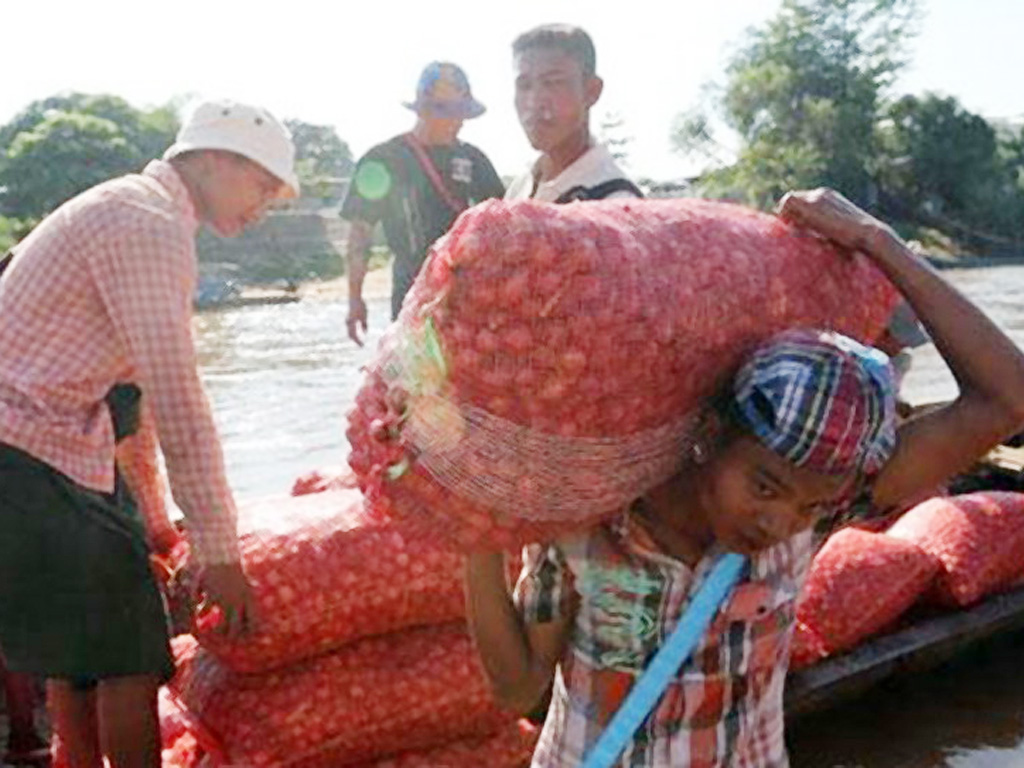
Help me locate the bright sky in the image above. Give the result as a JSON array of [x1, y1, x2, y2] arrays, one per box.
[[3, 0, 1022, 182]]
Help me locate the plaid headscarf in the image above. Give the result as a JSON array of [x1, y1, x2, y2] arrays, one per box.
[[731, 329, 897, 477]]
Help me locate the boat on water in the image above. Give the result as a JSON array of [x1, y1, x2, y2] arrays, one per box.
[[785, 437, 1024, 720], [787, 583, 1024, 719], [194, 268, 301, 311], [195, 290, 301, 312]]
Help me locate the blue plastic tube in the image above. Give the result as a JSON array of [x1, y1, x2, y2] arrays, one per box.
[[580, 552, 748, 768]]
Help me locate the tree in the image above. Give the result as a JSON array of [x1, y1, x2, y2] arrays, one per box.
[[0, 215, 25, 253], [995, 120, 1024, 199], [671, 107, 731, 168], [284, 119, 353, 190], [0, 93, 179, 221], [874, 96, 1024, 242], [878, 95, 997, 214], [0, 93, 178, 163], [675, 0, 918, 208], [1, 112, 140, 219]]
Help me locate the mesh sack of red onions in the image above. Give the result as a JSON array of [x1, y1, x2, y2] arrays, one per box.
[[348, 198, 896, 549]]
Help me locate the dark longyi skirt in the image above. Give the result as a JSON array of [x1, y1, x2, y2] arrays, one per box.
[[0, 442, 173, 683]]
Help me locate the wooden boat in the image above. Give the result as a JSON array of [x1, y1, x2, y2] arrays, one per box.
[[194, 266, 302, 311], [195, 292, 301, 312], [786, 585, 1024, 718], [785, 441, 1024, 719], [6, 423, 1024, 757]]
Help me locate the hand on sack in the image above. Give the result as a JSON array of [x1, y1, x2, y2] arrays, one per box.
[[195, 561, 259, 638], [776, 188, 894, 255]]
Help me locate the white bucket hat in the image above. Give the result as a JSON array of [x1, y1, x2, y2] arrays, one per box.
[[163, 99, 300, 199]]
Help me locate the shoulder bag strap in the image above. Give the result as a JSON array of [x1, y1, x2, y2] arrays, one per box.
[[400, 133, 467, 216], [553, 178, 645, 204], [580, 552, 748, 768]]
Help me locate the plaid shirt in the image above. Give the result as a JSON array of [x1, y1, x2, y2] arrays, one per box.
[[514, 510, 815, 767], [0, 161, 238, 564]]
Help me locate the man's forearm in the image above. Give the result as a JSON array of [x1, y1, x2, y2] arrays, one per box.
[[346, 221, 372, 299], [116, 404, 177, 552]]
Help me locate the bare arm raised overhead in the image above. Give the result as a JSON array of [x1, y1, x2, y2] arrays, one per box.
[[777, 188, 1024, 509]]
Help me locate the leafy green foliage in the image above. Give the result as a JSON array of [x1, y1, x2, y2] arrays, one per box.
[[0, 93, 179, 220], [671, 108, 729, 167], [673, 0, 1023, 251], [3, 112, 138, 218], [992, 121, 1024, 239], [678, 0, 918, 207], [877, 95, 1012, 229], [872, 95, 1024, 244], [0, 215, 28, 253], [285, 119, 354, 195]]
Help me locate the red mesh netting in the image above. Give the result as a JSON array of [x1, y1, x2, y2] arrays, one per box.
[[170, 624, 514, 767], [340, 719, 538, 768], [189, 490, 466, 673], [887, 492, 1024, 607], [347, 198, 897, 549], [797, 528, 939, 653], [291, 468, 356, 497], [788, 620, 830, 670]]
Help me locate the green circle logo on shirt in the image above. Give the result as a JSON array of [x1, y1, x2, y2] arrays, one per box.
[[354, 160, 392, 201]]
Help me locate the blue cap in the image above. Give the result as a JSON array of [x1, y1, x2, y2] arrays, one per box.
[[403, 62, 486, 120]]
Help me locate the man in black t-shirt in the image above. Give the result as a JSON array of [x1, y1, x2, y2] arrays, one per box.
[[341, 62, 504, 343]]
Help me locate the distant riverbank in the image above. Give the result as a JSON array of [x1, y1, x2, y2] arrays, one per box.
[[295, 266, 392, 302], [241, 251, 1024, 309], [927, 253, 1024, 270], [287, 254, 1024, 304]]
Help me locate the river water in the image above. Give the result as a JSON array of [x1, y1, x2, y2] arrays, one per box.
[[193, 265, 1024, 767]]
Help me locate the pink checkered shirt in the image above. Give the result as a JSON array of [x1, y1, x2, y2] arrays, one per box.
[[0, 161, 239, 564], [514, 510, 815, 767]]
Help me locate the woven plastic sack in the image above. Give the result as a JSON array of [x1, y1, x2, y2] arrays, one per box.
[[796, 528, 939, 654], [176, 713, 536, 768], [171, 623, 512, 768], [342, 720, 538, 768], [347, 198, 897, 549], [887, 492, 1024, 607], [190, 489, 466, 673], [159, 685, 190, 750]]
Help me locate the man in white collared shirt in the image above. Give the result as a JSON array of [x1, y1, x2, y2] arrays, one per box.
[[505, 24, 642, 204]]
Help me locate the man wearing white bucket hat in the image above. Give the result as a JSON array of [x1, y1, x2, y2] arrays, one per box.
[[0, 98, 296, 766], [164, 99, 301, 231]]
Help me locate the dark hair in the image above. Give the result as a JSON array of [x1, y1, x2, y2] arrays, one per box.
[[512, 24, 597, 78], [698, 383, 750, 455]]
